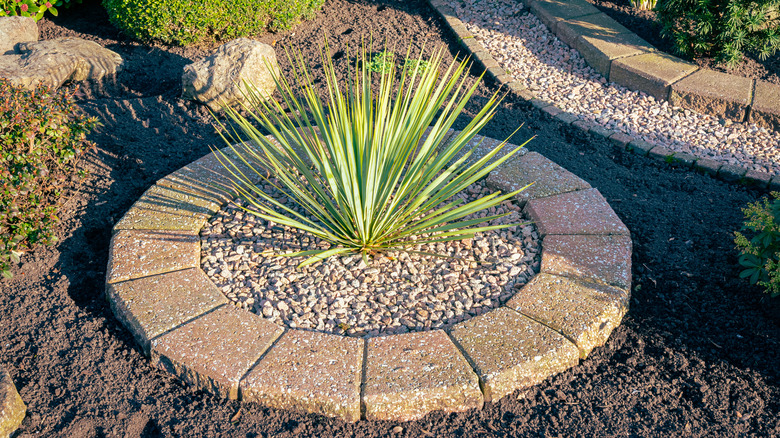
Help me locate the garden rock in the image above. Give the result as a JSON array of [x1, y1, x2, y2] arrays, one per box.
[[0, 37, 123, 90], [16, 37, 124, 82], [0, 16, 38, 55], [181, 38, 280, 111]]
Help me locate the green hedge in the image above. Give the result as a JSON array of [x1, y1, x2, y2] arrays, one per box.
[[102, 0, 325, 46], [0, 79, 97, 278]]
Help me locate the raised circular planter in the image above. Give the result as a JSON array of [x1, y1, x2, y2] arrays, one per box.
[[105, 130, 632, 422]]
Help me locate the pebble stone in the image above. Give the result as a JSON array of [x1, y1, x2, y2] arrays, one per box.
[[450, 0, 780, 175], [200, 179, 542, 337]]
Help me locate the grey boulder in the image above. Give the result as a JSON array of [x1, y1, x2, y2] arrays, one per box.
[[182, 38, 280, 111]]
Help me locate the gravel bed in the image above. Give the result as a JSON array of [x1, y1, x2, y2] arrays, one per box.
[[451, 0, 780, 175], [200, 178, 541, 338]]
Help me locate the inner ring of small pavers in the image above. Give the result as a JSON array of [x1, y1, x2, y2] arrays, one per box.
[[200, 178, 542, 337]]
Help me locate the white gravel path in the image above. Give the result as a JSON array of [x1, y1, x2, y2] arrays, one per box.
[[450, 0, 780, 175]]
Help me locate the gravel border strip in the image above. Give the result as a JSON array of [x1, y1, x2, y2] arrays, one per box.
[[105, 132, 633, 422], [426, 0, 780, 190]]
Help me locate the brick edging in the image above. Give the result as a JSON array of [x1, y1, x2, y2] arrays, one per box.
[[426, 0, 780, 190], [104, 132, 633, 422]]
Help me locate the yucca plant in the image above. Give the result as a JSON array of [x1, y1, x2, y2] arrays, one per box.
[[214, 42, 532, 267]]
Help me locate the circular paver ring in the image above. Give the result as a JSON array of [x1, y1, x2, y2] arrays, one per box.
[[105, 129, 632, 422]]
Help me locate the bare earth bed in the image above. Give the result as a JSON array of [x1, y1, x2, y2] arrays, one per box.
[[0, 0, 779, 436]]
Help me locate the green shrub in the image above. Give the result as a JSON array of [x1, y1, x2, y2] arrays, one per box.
[[0, 79, 97, 278], [215, 44, 531, 267], [101, 0, 324, 46], [735, 192, 780, 298], [657, 0, 780, 67], [0, 0, 80, 20]]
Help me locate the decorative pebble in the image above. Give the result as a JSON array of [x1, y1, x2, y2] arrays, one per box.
[[200, 178, 541, 337]]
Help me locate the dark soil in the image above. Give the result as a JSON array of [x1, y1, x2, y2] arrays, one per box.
[[2, 0, 780, 437], [584, 0, 780, 84]]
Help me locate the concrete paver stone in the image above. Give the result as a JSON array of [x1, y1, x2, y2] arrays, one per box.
[[541, 234, 632, 289], [524, 188, 629, 236], [106, 229, 200, 284], [240, 330, 364, 422], [363, 330, 483, 421], [577, 32, 655, 79], [151, 305, 283, 399], [106, 268, 228, 354], [556, 13, 631, 47], [449, 307, 580, 402], [670, 70, 753, 122], [750, 80, 780, 130], [507, 273, 629, 358], [610, 52, 698, 101], [113, 183, 222, 232], [156, 144, 265, 205], [0, 368, 25, 438], [486, 151, 591, 206], [529, 0, 600, 33]]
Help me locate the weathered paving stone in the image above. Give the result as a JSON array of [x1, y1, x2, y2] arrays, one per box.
[[749, 80, 780, 130], [577, 32, 654, 79], [240, 330, 363, 422], [487, 151, 591, 207], [156, 144, 264, 205], [670, 152, 697, 168], [113, 184, 222, 232], [743, 170, 772, 189], [541, 234, 632, 289], [106, 230, 200, 284], [106, 268, 228, 354], [151, 305, 283, 400], [363, 330, 483, 422], [541, 105, 563, 118], [524, 188, 629, 236], [609, 132, 633, 148], [718, 163, 748, 183], [694, 158, 722, 176], [0, 368, 25, 438], [506, 273, 629, 358], [449, 307, 579, 402], [529, 0, 600, 33], [626, 139, 653, 156], [670, 70, 753, 122], [556, 13, 631, 48], [647, 145, 675, 161], [610, 52, 698, 101]]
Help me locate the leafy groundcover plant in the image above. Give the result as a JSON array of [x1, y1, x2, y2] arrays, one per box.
[[215, 43, 532, 267], [735, 192, 780, 298], [0, 79, 97, 278]]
